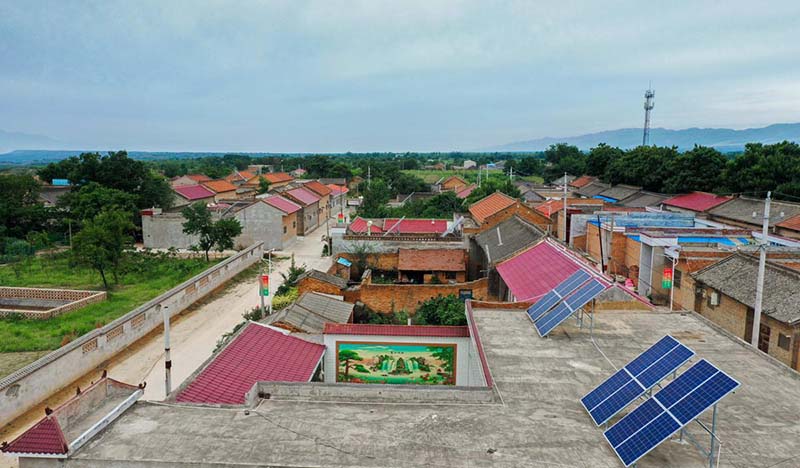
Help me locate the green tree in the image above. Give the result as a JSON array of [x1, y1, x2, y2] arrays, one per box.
[[338, 349, 363, 380], [586, 143, 623, 177], [662, 145, 727, 193], [276, 256, 307, 296], [543, 143, 587, 182], [0, 173, 48, 240], [60, 182, 138, 221], [719, 142, 800, 196], [357, 179, 391, 218], [605, 145, 677, 192], [258, 176, 271, 194], [465, 178, 521, 204], [181, 203, 243, 261], [428, 345, 455, 373], [71, 209, 135, 289], [415, 294, 467, 326]]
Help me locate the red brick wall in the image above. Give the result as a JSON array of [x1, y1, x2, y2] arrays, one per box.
[[351, 278, 490, 314], [297, 277, 345, 296]]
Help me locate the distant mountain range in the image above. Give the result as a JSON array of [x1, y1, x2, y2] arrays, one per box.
[[0, 129, 62, 155], [486, 123, 800, 152]]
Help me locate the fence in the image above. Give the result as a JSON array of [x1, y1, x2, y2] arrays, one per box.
[[0, 287, 106, 319], [0, 242, 264, 425]]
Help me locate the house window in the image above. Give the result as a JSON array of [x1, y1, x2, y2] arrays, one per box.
[[673, 269, 682, 289], [445, 272, 457, 280], [778, 333, 791, 351], [283, 226, 287, 234], [293, 221, 296, 228], [708, 290, 720, 307]]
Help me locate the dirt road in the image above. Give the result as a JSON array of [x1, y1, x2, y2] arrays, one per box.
[[0, 224, 332, 466]]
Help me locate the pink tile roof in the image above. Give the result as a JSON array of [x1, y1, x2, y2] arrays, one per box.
[[456, 184, 477, 199], [176, 323, 325, 405], [324, 323, 470, 337], [349, 217, 384, 234], [327, 184, 349, 196], [384, 219, 448, 234], [1, 416, 68, 455], [663, 191, 732, 212], [285, 187, 321, 206], [262, 195, 302, 215], [496, 239, 605, 302], [174, 184, 216, 201]]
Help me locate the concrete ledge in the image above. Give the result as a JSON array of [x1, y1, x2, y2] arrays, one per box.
[[247, 381, 498, 406]]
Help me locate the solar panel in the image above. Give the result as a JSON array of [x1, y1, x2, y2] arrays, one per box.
[[603, 359, 740, 467], [526, 270, 591, 323], [535, 279, 606, 337], [581, 336, 695, 426]]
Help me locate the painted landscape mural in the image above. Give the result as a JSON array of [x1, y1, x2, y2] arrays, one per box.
[[336, 342, 456, 385]]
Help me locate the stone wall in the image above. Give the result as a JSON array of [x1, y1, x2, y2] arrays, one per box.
[[0, 287, 106, 320], [0, 243, 264, 426]]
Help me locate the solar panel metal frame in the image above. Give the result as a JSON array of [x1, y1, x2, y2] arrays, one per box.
[[603, 359, 740, 467], [535, 279, 606, 337], [525, 270, 591, 323]]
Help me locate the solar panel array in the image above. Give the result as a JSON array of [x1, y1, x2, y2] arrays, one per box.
[[535, 279, 606, 337], [581, 336, 695, 426], [603, 359, 739, 467], [526, 270, 590, 323]]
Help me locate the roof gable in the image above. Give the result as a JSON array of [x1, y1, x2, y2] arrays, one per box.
[[303, 180, 332, 196], [708, 197, 800, 226], [284, 187, 321, 205], [474, 216, 545, 264], [202, 180, 237, 193], [262, 195, 302, 215], [469, 192, 517, 224], [570, 175, 596, 188], [1, 417, 68, 455]]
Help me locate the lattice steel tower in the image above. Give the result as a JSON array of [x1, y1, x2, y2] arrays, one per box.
[[642, 87, 655, 146]]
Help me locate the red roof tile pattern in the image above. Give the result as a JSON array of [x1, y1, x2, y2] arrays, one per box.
[[284, 187, 321, 206], [202, 180, 237, 193], [1, 417, 68, 455], [303, 180, 332, 196], [261, 172, 294, 184], [176, 323, 325, 405], [262, 195, 302, 215], [469, 192, 517, 224], [384, 219, 448, 234], [348, 217, 384, 234], [398, 249, 465, 271], [496, 239, 605, 302], [224, 170, 256, 184], [174, 184, 216, 201], [777, 214, 800, 232], [456, 184, 477, 199], [327, 184, 349, 196], [324, 323, 470, 337], [663, 192, 732, 212], [570, 175, 596, 188]]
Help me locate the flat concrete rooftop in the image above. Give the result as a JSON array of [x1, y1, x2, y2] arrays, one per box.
[[63, 309, 800, 467]]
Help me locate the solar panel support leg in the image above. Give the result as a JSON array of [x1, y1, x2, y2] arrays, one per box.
[[708, 403, 718, 468]]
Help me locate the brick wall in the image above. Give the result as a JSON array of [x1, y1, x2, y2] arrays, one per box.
[[297, 277, 345, 296], [352, 277, 490, 313], [466, 203, 552, 235], [0, 287, 106, 320]]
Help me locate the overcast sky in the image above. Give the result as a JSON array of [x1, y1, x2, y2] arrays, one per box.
[[1, 1, 799, 152]]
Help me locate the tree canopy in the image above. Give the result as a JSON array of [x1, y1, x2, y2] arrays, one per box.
[[181, 203, 243, 261], [71, 209, 135, 289]]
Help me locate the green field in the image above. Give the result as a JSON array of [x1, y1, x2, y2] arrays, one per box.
[[401, 169, 504, 184], [0, 251, 218, 353]]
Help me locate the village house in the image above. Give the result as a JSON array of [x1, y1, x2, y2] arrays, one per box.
[[170, 173, 211, 188], [465, 191, 551, 235], [662, 191, 732, 215], [171, 185, 216, 209], [302, 180, 332, 220], [260, 195, 301, 248], [692, 253, 800, 371], [224, 170, 256, 186], [263, 291, 354, 334], [707, 196, 800, 231], [246, 171, 294, 190], [776, 214, 800, 240], [434, 175, 468, 193], [282, 186, 321, 235], [200, 179, 238, 202]]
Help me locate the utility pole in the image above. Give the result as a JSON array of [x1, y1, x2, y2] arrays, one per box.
[[562, 172, 568, 242], [162, 305, 171, 396], [509, 166, 514, 182], [477, 165, 481, 188], [642, 86, 655, 146], [367, 166, 371, 187], [751, 192, 771, 348]]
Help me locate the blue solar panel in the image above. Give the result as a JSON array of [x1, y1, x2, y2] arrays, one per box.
[[581, 369, 632, 411], [582, 335, 695, 426], [535, 279, 606, 337], [526, 270, 591, 323], [603, 359, 740, 467]]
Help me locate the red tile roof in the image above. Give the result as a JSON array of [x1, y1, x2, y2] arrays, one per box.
[[262, 195, 302, 215], [1, 417, 68, 455], [327, 184, 349, 196], [324, 323, 470, 337], [202, 179, 238, 193], [398, 249, 465, 271], [534, 198, 604, 216], [663, 192, 732, 212], [384, 219, 448, 234], [469, 192, 517, 223], [777, 214, 800, 232], [261, 172, 294, 184], [303, 180, 332, 196], [348, 217, 384, 234], [174, 184, 216, 201], [456, 184, 477, 199], [225, 170, 256, 183], [284, 187, 321, 206], [496, 239, 605, 302], [569, 175, 596, 188], [176, 323, 325, 405]]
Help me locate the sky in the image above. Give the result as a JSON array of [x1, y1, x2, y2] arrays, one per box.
[[1, 0, 799, 152]]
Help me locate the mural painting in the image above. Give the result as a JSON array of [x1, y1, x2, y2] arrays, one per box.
[[336, 342, 456, 385]]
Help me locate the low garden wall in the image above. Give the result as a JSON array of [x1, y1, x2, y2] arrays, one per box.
[[0, 242, 264, 425], [0, 287, 106, 319]]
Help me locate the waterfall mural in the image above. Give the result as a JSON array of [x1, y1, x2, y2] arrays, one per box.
[[336, 342, 456, 385]]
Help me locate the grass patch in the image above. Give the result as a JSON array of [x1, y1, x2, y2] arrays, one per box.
[[401, 169, 503, 185], [519, 175, 544, 184], [0, 251, 220, 352]]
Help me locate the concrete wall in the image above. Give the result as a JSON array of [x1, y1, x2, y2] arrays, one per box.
[[281, 212, 298, 247], [0, 243, 264, 426], [350, 277, 490, 313], [142, 212, 198, 250], [322, 333, 480, 386], [332, 232, 465, 256]]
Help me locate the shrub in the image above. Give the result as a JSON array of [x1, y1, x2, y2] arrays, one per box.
[[271, 287, 299, 311], [415, 294, 467, 326]]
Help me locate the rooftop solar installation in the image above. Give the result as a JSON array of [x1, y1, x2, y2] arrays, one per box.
[[526, 269, 591, 323], [603, 359, 739, 467], [581, 335, 695, 426], [535, 279, 606, 337]]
